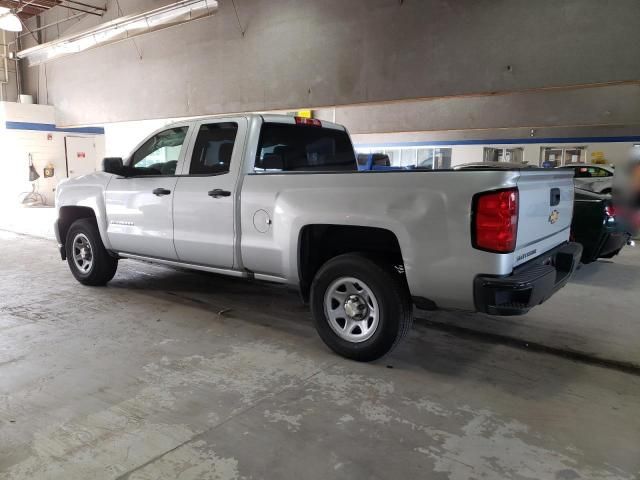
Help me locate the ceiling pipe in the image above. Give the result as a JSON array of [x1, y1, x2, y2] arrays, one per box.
[[15, 0, 218, 66]]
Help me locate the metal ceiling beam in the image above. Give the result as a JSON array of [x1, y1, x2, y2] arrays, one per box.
[[0, 0, 41, 13], [65, 0, 105, 12], [57, 2, 102, 15], [0, 0, 59, 8]]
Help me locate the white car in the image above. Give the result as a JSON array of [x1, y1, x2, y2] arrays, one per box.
[[54, 114, 582, 361], [557, 164, 614, 194]]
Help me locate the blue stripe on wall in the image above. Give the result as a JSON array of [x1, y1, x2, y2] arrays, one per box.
[[354, 135, 640, 149], [5, 121, 105, 135], [5, 122, 638, 145]]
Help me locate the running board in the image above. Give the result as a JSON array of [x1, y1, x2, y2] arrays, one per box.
[[117, 252, 249, 278], [116, 252, 288, 284]]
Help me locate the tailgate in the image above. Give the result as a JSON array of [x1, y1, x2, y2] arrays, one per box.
[[514, 170, 574, 267]]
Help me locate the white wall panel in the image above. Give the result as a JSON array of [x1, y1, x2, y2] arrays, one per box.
[[1, 102, 105, 206]]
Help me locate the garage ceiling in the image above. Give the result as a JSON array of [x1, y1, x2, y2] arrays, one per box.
[[0, 0, 61, 20], [0, 0, 105, 25]]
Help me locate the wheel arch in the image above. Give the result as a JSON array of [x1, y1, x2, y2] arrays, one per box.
[[57, 206, 99, 253], [297, 224, 404, 303]]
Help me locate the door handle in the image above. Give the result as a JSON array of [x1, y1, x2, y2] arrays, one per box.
[[153, 188, 172, 196], [208, 189, 231, 198]]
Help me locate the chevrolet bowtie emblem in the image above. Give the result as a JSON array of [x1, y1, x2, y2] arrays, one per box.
[[548, 210, 560, 224]]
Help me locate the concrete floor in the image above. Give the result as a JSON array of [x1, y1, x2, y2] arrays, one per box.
[[1, 231, 639, 480]]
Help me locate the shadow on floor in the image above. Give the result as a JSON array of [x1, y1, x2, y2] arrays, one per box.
[[570, 259, 639, 289], [102, 259, 636, 402]]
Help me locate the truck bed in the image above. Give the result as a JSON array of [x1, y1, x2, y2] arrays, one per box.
[[240, 168, 575, 311]]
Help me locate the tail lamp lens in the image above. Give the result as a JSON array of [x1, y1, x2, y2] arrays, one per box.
[[604, 204, 618, 218], [473, 188, 519, 253]]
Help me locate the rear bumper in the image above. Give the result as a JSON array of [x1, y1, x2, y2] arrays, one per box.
[[53, 220, 66, 260], [474, 242, 582, 316]]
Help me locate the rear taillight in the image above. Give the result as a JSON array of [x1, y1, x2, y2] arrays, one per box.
[[473, 188, 519, 253], [605, 204, 618, 218], [295, 117, 322, 127]]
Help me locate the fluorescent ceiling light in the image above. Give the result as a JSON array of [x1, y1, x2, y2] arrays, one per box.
[[0, 7, 23, 32], [16, 0, 217, 66]]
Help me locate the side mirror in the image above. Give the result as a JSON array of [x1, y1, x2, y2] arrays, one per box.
[[102, 157, 124, 175]]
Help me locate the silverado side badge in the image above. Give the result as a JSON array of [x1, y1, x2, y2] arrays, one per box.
[[548, 210, 560, 224]]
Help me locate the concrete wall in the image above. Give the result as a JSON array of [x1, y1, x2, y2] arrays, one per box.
[[315, 84, 640, 135], [19, 0, 640, 127]]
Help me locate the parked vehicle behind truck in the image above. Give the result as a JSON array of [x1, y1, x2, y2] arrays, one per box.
[[55, 114, 582, 361], [357, 153, 404, 171], [557, 164, 615, 194], [571, 188, 634, 263]]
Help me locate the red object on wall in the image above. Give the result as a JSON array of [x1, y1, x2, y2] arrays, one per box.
[[77, 152, 86, 158], [47, 133, 53, 141]]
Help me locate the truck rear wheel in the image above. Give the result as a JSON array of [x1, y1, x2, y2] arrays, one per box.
[[310, 253, 413, 362], [65, 218, 118, 286]]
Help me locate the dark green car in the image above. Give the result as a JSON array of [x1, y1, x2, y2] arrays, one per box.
[[572, 188, 632, 263]]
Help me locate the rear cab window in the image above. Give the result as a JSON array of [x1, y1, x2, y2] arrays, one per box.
[[254, 122, 356, 172]]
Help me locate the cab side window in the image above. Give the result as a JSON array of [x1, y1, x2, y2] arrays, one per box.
[[590, 167, 612, 178], [130, 127, 188, 176], [575, 167, 591, 178], [189, 122, 238, 175]]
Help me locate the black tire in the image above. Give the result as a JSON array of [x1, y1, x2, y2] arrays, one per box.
[[310, 253, 413, 362], [65, 218, 118, 286]]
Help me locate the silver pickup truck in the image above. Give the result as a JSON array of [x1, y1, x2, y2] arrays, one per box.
[[55, 114, 582, 361]]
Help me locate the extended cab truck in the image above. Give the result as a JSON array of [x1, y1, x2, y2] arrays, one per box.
[[55, 114, 582, 361]]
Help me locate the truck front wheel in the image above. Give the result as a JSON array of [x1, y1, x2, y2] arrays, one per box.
[[310, 253, 413, 362], [65, 218, 118, 286]]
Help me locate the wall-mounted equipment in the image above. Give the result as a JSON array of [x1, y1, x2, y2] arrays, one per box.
[[21, 154, 46, 206], [16, 0, 219, 66], [44, 164, 55, 178], [28, 154, 40, 182]]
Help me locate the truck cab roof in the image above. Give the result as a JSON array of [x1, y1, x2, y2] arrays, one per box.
[[164, 113, 346, 132]]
